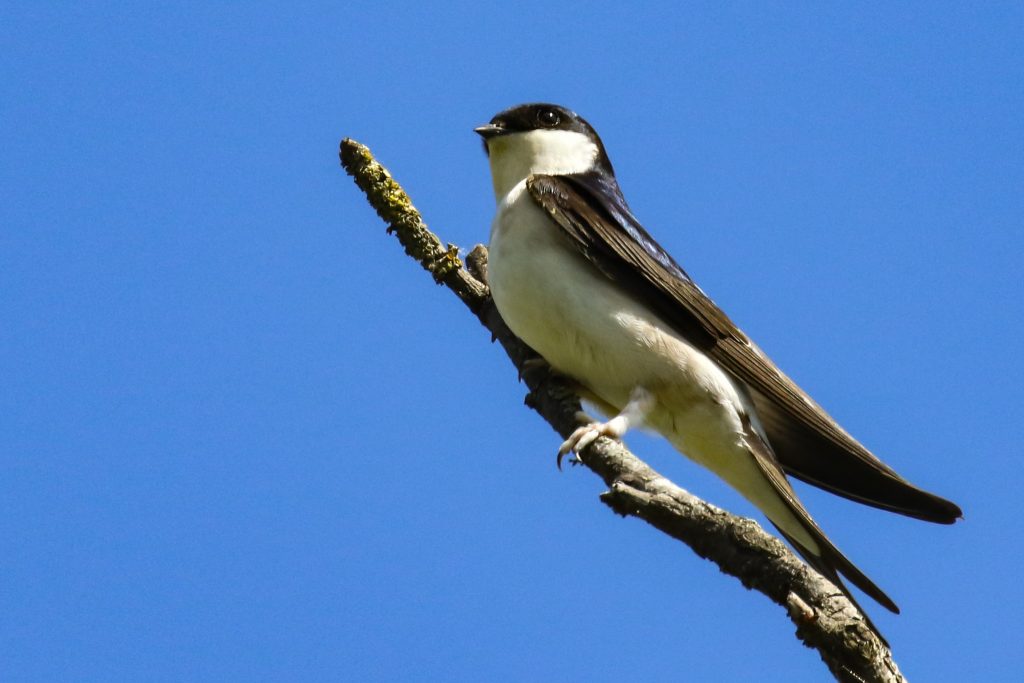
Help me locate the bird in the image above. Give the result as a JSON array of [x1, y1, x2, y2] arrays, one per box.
[[475, 102, 962, 623]]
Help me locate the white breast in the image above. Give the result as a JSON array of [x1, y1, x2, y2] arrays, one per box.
[[488, 182, 735, 413]]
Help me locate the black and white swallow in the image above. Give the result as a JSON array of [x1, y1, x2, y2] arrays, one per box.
[[476, 102, 962, 620]]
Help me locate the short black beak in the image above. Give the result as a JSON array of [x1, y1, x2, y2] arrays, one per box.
[[474, 123, 507, 140]]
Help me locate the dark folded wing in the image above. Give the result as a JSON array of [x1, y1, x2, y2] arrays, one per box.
[[739, 414, 898, 622], [527, 172, 961, 524]]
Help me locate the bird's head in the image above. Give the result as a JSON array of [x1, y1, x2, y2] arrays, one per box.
[[476, 103, 614, 200]]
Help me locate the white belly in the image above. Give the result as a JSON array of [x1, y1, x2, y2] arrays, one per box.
[[487, 182, 737, 417]]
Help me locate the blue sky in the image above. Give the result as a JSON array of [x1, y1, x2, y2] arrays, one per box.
[[2, 2, 1022, 681]]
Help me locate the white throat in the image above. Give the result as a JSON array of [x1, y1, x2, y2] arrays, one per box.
[[485, 129, 599, 201]]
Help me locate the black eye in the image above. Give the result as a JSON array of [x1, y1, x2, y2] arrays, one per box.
[[537, 109, 560, 127]]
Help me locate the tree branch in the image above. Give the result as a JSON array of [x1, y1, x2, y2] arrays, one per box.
[[339, 138, 905, 683]]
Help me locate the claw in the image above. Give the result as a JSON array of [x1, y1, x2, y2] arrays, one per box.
[[575, 429, 600, 452], [555, 448, 585, 471], [553, 387, 654, 471], [556, 421, 618, 470]]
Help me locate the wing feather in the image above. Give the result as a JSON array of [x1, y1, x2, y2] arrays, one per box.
[[739, 414, 899, 621], [527, 173, 961, 523]]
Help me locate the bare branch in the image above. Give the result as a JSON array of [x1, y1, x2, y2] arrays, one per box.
[[339, 138, 905, 683]]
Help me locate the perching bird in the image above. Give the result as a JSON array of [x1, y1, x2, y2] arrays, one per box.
[[476, 102, 961, 621]]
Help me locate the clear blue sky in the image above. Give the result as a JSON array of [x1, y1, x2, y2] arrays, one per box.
[[2, 3, 1021, 681]]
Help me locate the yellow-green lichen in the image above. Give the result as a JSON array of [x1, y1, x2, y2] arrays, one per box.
[[429, 243, 463, 283]]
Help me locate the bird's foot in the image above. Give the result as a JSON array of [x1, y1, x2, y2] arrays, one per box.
[[555, 388, 655, 470], [557, 412, 630, 470]]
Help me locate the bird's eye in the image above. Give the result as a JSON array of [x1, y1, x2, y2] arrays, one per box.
[[537, 109, 560, 127]]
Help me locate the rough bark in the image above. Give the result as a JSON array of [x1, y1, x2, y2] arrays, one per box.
[[339, 138, 905, 683]]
